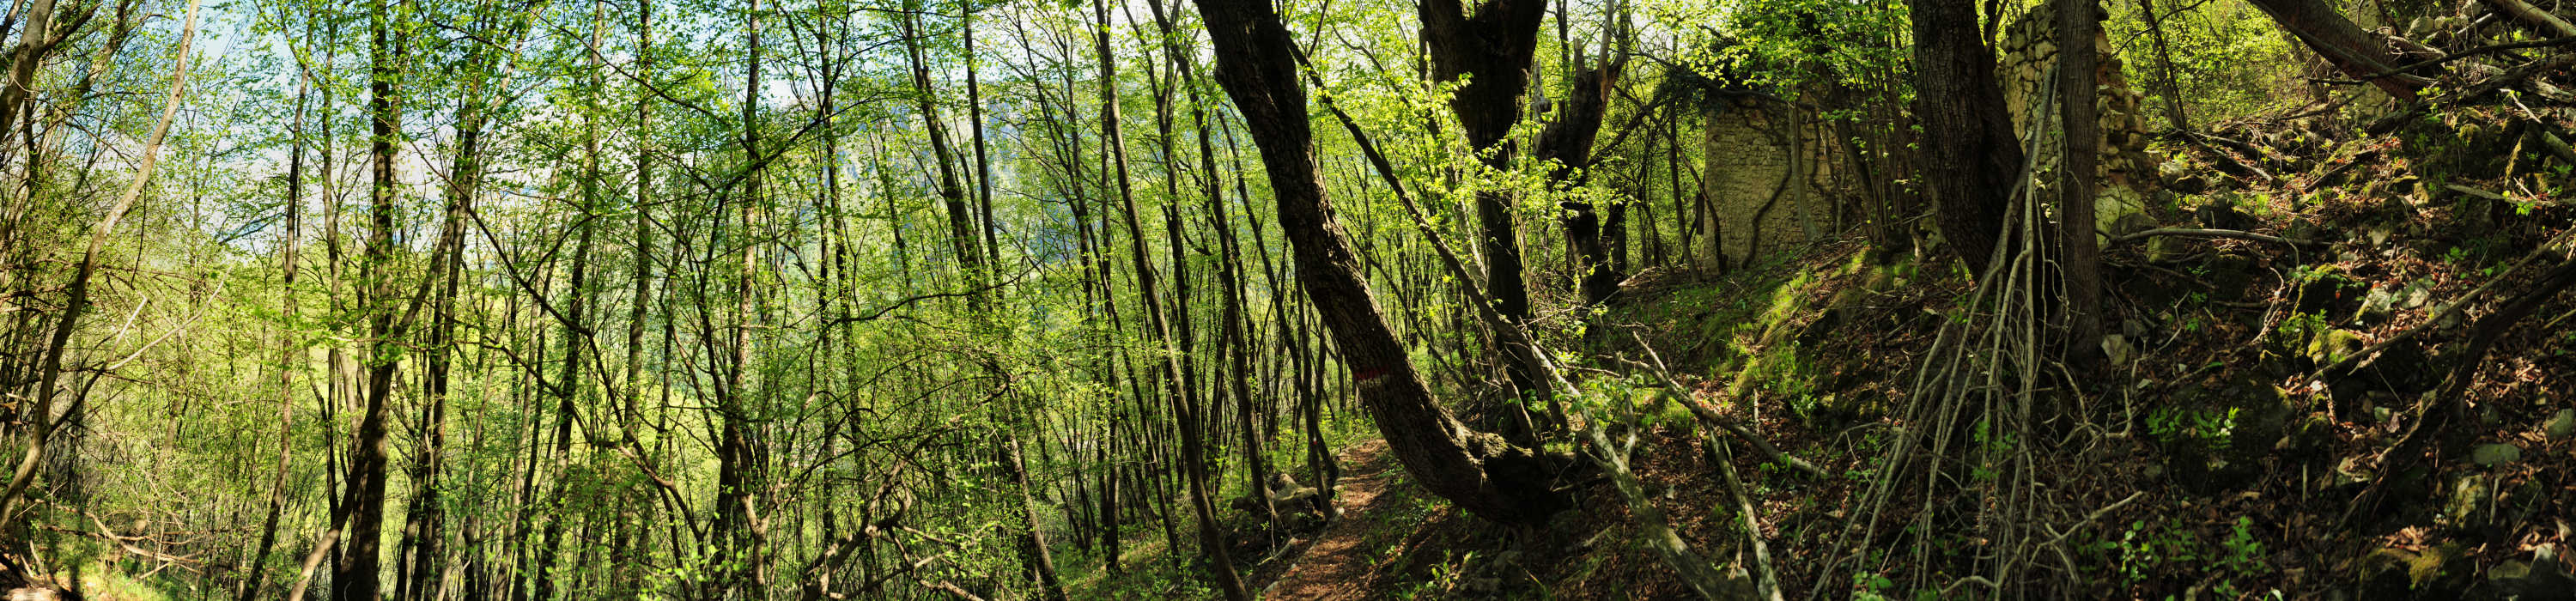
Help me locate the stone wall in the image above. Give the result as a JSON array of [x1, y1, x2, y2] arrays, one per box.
[[1996, 2, 2160, 234], [1691, 4, 2160, 272], [1696, 94, 1845, 271]]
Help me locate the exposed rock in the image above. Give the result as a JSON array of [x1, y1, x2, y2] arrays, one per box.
[[2471, 443, 2524, 467], [2307, 328, 2366, 365], [2146, 235, 2194, 264], [2480, 557, 2576, 601], [2198, 203, 2257, 231], [2108, 211, 2160, 239], [2355, 544, 2467, 598], [2439, 473, 2489, 529], [2101, 334, 2133, 367], [2547, 409, 2573, 440], [2356, 285, 2400, 324]]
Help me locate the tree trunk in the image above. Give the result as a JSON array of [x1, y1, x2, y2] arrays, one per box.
[[2245, 0, 2428, 99], [1537, 57, 1625, 307], [332, 1, 405, 595], [1908, 0, 2024, 276], [240, 46, 307, 601], [2058, 0, 2106, 367], [1418, 0, 1547, 403], [2137, 0, 2193, 131], [1093, 1, 1250, 597]]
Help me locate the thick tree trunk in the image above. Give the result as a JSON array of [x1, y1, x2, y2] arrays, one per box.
[[711, 0, 769, 593], [1908, 0, 2024, 276], [1195, 0, 1571, 526]]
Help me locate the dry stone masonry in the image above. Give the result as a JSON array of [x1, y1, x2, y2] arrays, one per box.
[[1696, 95, 1845, 271], [1692, 3, 2158, 271], [1997, 1, 2161, 236]]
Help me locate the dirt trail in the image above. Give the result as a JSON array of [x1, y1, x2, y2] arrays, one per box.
[[1257, 439, 1398, 600]]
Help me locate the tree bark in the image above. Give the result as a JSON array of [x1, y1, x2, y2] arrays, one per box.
[[1908, 0, 2024, 276], [332, 0, 408, 595], [1537, 57, 1626, 307], [1093, 1, 1250, 597], [2058, 0, 2106, 367]]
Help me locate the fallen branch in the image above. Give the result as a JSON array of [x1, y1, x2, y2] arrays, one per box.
[[2345, 254, 2576, 525], [2367, 52, 2576, 134], [2445, 184, 2509, 201], [2178, 131, 2280, 181], [2538, 129, 2576, 166], [2318, 228, 2575, 377], [1708, 433, 1786, 601], [1628, 333, 1826, 478], [2109, 228, 2326, 248], [922, 580, 987, 601], [2039, 491, 2145, 548], [2489, 0, 2576, 37], [1574, 399, 1737, 599], [2342, 35, 2576, 81]]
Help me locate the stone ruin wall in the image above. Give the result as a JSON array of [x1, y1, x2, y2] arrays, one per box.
[[1696, 94, 1850, 271], [1693, 3, 2160, 272], [1997, 2, 2161, 233]]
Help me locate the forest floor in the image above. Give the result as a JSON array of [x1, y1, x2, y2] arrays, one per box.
[[1121, 101, 2576, 599], [1254, 439, 1395, 600]]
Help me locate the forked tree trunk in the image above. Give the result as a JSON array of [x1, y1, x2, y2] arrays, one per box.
[[1194, 0, 1571, 526], [1418, 0, 1548, 404]]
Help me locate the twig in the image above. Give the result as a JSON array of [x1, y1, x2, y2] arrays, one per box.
[[2367, 52, 2576, 134], [2039, 491, 2144, 547], [1573, 396, 1736, 599], [921, 580, 988, 601], [2342, 35, 2576, 81], [2345, 255, 2576, 525]]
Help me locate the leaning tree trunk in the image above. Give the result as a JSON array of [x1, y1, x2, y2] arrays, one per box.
[[2244, 0, 2429, 99], [1194, 0, 1571, 526]]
